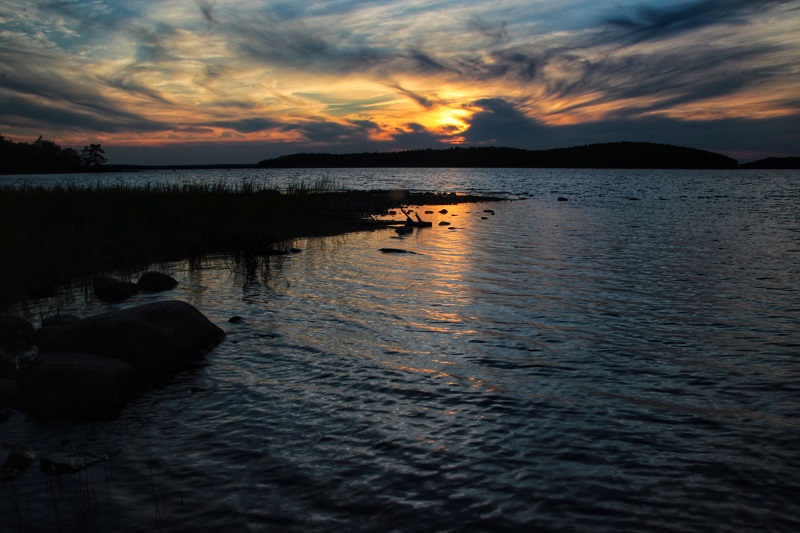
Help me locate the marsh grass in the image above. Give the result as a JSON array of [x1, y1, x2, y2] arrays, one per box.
[[0, 181, 498, 305]]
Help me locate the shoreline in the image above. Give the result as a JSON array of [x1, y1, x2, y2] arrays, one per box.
[[0, 186, 505, 307]]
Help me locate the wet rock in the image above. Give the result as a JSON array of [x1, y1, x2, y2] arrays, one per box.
[[0, 378, 19, 406], [137, 271, 179, 293], [40, 300, 226, 380], [0, 347, 14, 378], [3, 443, 36, 473], [0, 314, 35, 350], [37, 314, 83, 346], [483, 209, 495, 214], [425, 210, 434, 214], [40, 450, 110, 476], [481, 216, 489, 220], [439, 209, 448, 214], [438, 221, 451, 226], [41, 314, 81, 328], [557, 196, 568, 202], [379, 248, 416, 254], [21, 352, 138, 419], [395, 226, 413, 235], [228, 316, 245, 324], [93, 275, 139, 302]]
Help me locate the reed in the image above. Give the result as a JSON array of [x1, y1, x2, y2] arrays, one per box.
[[0, 182, 496, 305]]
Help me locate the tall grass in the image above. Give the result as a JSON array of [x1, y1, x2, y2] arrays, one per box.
[[0, 182, 452, 305], [1, 181, 355, 304]]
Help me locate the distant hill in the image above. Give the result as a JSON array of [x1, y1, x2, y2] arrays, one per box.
[[258, 142, 740, 169], [739, 157, 800, 169]]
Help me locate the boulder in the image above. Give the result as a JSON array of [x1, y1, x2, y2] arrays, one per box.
[[93, 275, 139, 302], [137, 271, 179, 293], [0, 378, 19, 406], [21, 352, 138, 419], [0, 314, 34, 350], [41, 314, 81, 328], [39, 300, 226, 379], [0, 347, 14, 378], [40, 450, 110, 476]]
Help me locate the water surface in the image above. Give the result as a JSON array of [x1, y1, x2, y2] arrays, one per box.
[[3, 168, 800, 532]]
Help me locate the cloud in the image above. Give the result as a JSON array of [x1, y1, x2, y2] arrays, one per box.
[[208, 118, 282, 133], [460, 98, 547, 146], [603, 0, 793, 43], [0, 95, 166, 134]]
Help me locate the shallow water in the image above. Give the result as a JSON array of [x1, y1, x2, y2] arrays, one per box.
[[3, 169, 800, 532]]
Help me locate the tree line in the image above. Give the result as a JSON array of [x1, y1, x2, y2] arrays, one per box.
[[0, 135, 107, 174]]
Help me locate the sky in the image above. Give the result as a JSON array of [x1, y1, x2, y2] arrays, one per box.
[[1, 0, 798, 165]]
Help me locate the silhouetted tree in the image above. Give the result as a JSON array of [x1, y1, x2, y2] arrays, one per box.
[[80, 143, 107, 167]]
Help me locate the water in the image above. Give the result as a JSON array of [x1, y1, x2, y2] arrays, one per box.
[[3, 168, 800, 532]]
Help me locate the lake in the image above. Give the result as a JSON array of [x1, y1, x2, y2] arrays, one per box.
[[3, 168, 800, 532]]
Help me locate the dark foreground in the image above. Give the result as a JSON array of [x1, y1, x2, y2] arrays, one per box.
[[0, 184, 502, 306]]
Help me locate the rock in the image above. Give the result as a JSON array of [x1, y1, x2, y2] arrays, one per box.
[[483, 209, 495, 214], [137, 271, 179, 293], [438, 221, 451, 226], [379, 248, 416, 254], [439, 209, 448, 214], [40, 300, 226, 379], [40, 451, 110, 476], [0, 314, 35, 350], [395, 226, 413, 235], [0, 378, 19, 405], [228, 316, 245, 324], [3, 443, 36, 474], [37, 314, 83, 346], [481, 216, 489, 220], [0, 347, 14, 378], [557, 196, 568, 202], [289, 248, 303, 254], [41, 314, 80, 328], [93, 275, 139, 302], [425, 210, 434, 214], [21, 353, 138, 419]]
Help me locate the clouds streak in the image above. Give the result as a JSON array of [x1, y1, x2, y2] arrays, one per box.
[[0, 0, 797, 162]]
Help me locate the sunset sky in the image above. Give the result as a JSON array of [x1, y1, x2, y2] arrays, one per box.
[[1, 0, 798, 164]]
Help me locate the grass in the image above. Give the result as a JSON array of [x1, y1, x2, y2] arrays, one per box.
[[0, 181, 500, 305]]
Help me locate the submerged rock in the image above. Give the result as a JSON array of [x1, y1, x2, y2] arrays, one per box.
[[41, 314, 81, 328], [40, 451, 110, 476], [93, 275, 139, 302], [21, 352, 137, 419], [137, 271, 179, 293], [40, 300, 226, 379], [0, 347, 14, 378], [0, 314, 34, 351], [379, 248, 416, 254]]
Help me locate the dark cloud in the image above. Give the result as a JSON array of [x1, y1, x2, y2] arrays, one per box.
[[604, 0, 792, 43], [456, 97, 800, 159], [460, 98, 547, 146], [195, 0, 216, 27], [281, 120, 375, 144], [0, 95, 165, 134], [390, 84, 436, 109], [389, 123, 449, 149], [468, 16, 510, 46], [208, 118, 282, 133]]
